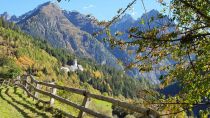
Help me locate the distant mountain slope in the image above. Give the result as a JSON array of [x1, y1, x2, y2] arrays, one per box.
[[63, 8, 175, 83], [109, 10, 175, 83], [63, 10, 102, 34], [15, 2, 122, 70]]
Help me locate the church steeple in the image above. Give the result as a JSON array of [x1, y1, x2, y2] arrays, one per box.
[[74, 59, 77, 67]]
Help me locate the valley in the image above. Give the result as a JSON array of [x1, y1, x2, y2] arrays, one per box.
[[0, 0, 209, 117]]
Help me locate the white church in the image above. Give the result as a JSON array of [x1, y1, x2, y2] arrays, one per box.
[[61, 59, 84, 72]]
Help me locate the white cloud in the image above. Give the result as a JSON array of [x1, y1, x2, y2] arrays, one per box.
[[83, 4, 95, 9]]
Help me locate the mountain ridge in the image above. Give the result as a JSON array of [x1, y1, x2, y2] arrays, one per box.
[[0, 2, 175, 83], [14, 2, 123, 71]]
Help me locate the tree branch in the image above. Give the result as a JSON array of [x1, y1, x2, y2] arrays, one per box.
[[160, 109, 186, 116], [151, 101, 210, 105], [179, 0, 210, 22], [159, 102, 210, 116], [129, 33, 210, 42]]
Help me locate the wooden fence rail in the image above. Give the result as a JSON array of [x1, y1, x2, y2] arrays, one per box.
[[1, 76, 160, 118]]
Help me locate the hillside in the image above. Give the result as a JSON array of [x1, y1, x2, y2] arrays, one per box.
[[0, 2, 176, 83], [0, 20, 118, 117], [0, 18, 157, 117], [0, 18, 149, 99]]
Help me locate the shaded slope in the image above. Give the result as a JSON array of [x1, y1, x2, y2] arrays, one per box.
[[0, 87, 53, 118], [64, 10, 173, 83]]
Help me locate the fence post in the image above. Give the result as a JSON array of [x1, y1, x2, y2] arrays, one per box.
[[25, 76, 30, 97], [34, 83, 40, 99], [50, 82, 57, 107], [29, 77, 34, 98], [14, 76, 20, 93], [78, 91, 91, 118], [6, 79, 10, 87], [23, 76, 26, 94]]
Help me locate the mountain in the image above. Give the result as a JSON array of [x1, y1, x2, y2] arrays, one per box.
[[0, 2, 175, 83], [109, 10, 175, 83], [0, 12, 10, 20], [63, 10, 102, 34], [111, 14, 135, 39], [62, 11, 143, 80], [63, 8, 175, 83], [14, 2, 122, 70]]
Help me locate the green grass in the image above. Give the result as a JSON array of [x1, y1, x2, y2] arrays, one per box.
[[0, 86, 53, 118], [0, 88, 23, 118], [89, 99, 112, 117], [52, 95, 113, 118], [0, 86, 113, 118]]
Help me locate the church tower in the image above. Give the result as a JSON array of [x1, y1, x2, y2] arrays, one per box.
[[74, 59, 77, 67]]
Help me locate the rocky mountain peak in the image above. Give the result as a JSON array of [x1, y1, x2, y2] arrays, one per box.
[[16, 2, 122, 70], [140, 9, 160, 20], [119, 14, 135, 23], [0, 12, 11, 20], [38, 2, 61, 15]]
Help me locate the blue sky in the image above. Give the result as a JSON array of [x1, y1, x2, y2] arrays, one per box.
[[0, 0, 165, 21]]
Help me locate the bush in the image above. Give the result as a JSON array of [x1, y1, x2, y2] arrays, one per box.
[[0, 57, 22, 78]]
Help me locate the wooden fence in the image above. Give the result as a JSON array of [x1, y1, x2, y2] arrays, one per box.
[[0, 76, 160, 118]]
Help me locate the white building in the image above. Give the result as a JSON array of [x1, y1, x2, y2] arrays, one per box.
[[60, 67, 70, 72], [61, 59, 84, 72]]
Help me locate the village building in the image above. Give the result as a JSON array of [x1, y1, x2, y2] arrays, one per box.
[[61, 59, 84, 72]]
